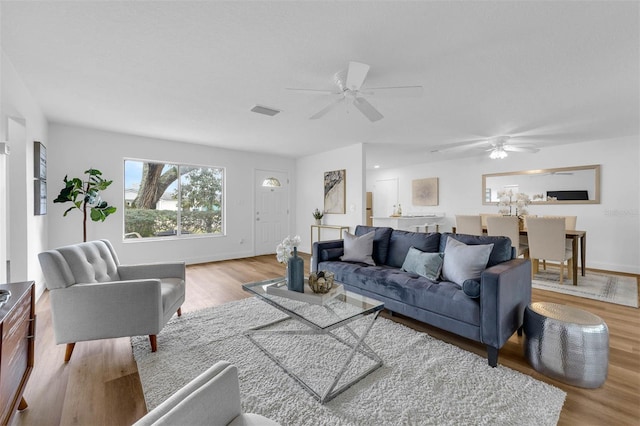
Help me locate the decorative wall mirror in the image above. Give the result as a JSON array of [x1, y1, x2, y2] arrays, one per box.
[[482, 164, 601, 205]]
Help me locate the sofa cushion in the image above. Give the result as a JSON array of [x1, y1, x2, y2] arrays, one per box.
[[401, 247, 443, 281], [440, 233, 512, 267], [441, 238, 493, 286], [462, 279, 481, 299], [317, 260, 481, 326], [320, 247, 343, 262], [355, 225, 393, 265], [386, 230, 441, 268], [341, 231, 375, 265]]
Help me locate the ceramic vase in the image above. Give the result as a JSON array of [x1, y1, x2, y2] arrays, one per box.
[[287, 247, 304, 293]]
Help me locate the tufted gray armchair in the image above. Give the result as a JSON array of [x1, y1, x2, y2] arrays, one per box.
[[38, 239, 185, 362], [133, 361, 280, 426]]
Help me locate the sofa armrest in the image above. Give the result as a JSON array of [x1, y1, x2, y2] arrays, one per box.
[[479, 258, 532, 349], [49, 279, 164, 344], [312, 239, 344, 272], [118, 262, 186, 281]]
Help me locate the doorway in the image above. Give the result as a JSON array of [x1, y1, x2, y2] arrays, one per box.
[[254, 170, 289, 255], [3, 117, 27, 282]]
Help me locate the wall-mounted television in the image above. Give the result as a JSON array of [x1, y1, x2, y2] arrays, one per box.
[[546, 190, 589, 201]]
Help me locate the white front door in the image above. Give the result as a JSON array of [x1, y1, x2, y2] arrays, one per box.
[[254, 170, 289, 255]]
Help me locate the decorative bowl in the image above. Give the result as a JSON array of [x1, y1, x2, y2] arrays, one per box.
[[308, 271, 335, 294]]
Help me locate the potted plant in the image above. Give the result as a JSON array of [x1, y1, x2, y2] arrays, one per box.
[[312, 208, 324, 225], [54, 168, 117, 242]]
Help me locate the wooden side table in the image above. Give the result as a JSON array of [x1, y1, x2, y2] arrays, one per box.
[[0, 281, 36, 426]]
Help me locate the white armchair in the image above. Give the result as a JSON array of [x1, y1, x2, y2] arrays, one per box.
[[133, 361, 280, 426], [38, 239, 185, 361]]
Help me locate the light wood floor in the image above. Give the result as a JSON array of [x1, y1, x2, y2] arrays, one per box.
[[12, 254, 640, 426]]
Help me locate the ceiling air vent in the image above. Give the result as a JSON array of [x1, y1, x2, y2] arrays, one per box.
[[250, 105, 281, 116]]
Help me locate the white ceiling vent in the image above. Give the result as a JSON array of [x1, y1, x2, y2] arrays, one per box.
[[251, 105, 281, 116]]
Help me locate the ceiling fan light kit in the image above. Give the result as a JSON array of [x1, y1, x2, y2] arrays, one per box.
[[287, 61, 423, 122], [489, 147, 508, 159], [430, 135, 540, 160]]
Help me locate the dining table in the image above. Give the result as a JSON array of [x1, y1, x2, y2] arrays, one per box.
[[451, 226, 586, 286]]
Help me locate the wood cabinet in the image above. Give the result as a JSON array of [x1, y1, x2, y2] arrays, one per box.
[[0, 281, 35, 426]]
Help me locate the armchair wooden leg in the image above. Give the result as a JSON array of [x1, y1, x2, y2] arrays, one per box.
[[64, 343, 76, 362], [177, 307, 182, 317], [18, 397, 28, 411], [149, 335, 157, 352]]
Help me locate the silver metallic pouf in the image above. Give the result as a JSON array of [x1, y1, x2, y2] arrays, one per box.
[[524, 302, 609, 388]]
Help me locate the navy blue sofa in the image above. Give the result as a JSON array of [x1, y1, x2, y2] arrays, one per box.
[[312, 225, 532, 367]]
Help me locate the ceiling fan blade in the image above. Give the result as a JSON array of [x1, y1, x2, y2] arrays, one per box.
[[345, 62, 370, 91], [286, 88, 341, 95], [504, 145, 540, 153], [429, 139, 488, 153], [309, 97, 344, 120], [353, 97, 383, 122], [360, 86, 424, 97]]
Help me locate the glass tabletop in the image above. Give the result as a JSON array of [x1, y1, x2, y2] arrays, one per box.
[[242, 277, 384, 330]]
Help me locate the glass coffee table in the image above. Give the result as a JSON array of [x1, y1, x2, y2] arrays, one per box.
[[242, 277, 384, 404]]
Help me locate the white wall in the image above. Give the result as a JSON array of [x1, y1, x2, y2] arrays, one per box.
[[367, 137, 639, 274], [47, 123, 296, 265], [295, 143, 365, 253], [0, 50, 49, 297]]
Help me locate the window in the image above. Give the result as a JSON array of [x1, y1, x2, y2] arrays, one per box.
[[124, 160, 224, 239]]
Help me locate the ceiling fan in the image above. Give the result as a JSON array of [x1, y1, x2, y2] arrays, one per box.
[[430, 136, 540, 159], [286, 61, 422, 122]]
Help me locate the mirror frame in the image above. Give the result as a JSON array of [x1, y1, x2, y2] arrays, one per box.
[[482, 164, 601, 205]]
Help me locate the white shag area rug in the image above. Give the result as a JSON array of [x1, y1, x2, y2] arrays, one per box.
[[532, 269, 638, 308], [132, 297, 566, 426]]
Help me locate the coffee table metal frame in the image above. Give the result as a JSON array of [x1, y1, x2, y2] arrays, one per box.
[[242, 277, 384, 404]]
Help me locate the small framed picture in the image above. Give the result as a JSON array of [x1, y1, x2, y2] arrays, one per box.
[[324, 170, 346, 214], [34, 179, 47, 215]]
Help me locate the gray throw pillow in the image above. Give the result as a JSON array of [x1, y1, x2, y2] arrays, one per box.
[[441, 237, 494, 286], [341, 231, 376, 265], [401, 247, 443, 281]]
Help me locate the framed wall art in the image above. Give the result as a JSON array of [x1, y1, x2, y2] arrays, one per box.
[[34, 141, 47, 215], [412, 177, 439, 206], [324, 169, 346, 214], [34, 179, 47, 215]]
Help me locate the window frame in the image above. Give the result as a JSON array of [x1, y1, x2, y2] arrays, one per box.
[[123, 157, 226, 242]]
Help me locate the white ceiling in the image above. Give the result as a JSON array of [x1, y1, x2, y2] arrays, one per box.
[[1, 1, 638, 169]]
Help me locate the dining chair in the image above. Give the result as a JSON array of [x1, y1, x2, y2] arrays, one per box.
[[541, 215, 577, 269], [480, 213, 502, 228], [455, 215, 483, 236], [486, 216, 529, 258], [521, 214, 537, 229], [545, 215, 577, 230], [526, 217, 574, 284]]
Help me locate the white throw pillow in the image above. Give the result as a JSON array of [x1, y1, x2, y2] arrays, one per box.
[[441, 237, 494, 286], [340, 231, 376, 266]]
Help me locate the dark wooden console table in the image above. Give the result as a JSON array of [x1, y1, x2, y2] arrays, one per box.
[[0, 281, 36, 426]]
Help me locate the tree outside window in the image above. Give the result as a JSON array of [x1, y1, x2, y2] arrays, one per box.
[[124, 160, 224, 238]]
